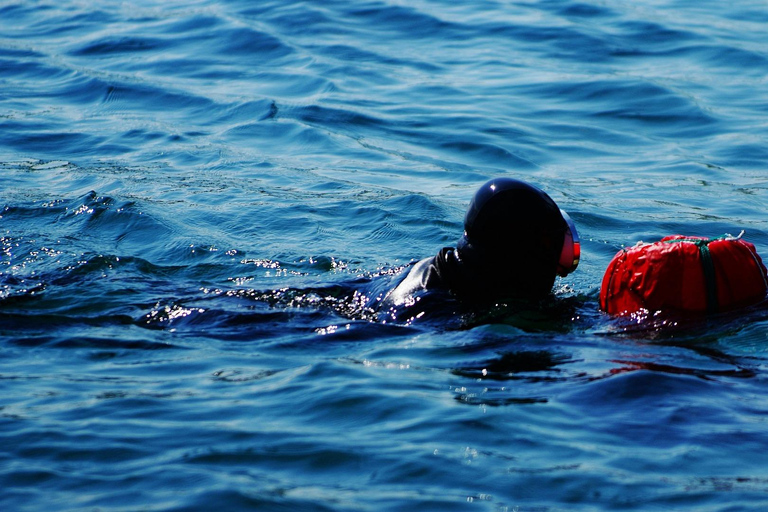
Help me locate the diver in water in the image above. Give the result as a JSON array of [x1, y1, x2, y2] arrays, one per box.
[[376, 177, 580, 322]]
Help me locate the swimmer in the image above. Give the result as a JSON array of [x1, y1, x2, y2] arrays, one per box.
[[377, 178, 580, 321]]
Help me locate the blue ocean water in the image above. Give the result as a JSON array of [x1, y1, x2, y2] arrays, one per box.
[[3, 0, 768, 510]]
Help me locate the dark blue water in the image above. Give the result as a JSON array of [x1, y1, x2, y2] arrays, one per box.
[[3, 1, 768, 510]]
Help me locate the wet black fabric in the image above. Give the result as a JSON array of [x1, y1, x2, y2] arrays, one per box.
[[459, 179, 567, 298], [375, 248, 463, 324], [382, 242, 558, 310], [377, 178, 569, 322], [388, 248, 461, 300]]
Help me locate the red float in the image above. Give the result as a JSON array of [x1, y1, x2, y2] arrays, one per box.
[[600, 234, 768, 316]]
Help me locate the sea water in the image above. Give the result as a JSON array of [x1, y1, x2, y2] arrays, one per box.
[[2, 1, 768, 510]]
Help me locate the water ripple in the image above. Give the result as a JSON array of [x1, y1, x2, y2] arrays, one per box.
[[3, 1, 768, 510]]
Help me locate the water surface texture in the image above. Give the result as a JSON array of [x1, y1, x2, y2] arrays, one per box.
[[3, 1, 768, 510]]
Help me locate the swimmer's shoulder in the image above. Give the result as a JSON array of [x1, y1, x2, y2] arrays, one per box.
[[382, 248, 457, 307]]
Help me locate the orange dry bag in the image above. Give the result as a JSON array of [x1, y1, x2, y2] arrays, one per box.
[[600, 234, 768, 316]]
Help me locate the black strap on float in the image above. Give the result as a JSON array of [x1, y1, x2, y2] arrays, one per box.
[[697, 242, 719, 315], [664, 237, 719, 314]]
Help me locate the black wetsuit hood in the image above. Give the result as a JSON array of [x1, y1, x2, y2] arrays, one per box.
[[452, 178, 567, 300]]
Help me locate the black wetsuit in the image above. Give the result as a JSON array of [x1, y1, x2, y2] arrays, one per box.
[[375, 248, 463, 324], [374, 177, 570, 324]]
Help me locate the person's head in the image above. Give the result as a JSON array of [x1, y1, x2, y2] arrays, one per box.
[[455, 178, 579, 300]]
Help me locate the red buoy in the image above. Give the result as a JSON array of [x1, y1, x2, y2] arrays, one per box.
[[600, 234, 768, 316]]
